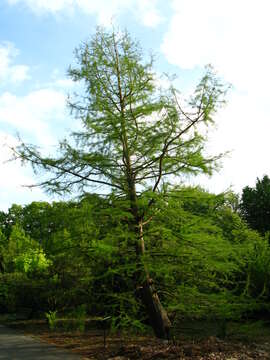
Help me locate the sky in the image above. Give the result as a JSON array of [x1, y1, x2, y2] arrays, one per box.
[[1, 0, 270, 210]]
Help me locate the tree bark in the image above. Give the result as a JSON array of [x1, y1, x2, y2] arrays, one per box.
[[141, 279, 171, 339], [137, 221, 171, 339]]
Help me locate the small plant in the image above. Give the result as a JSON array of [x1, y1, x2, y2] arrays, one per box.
[[45, 310, 57, 331]]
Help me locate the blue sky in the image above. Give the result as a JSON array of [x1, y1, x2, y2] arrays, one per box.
[[1, 0, 270, 210]]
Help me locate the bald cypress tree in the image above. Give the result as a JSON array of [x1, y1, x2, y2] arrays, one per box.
[[14, 28, 227, 338]]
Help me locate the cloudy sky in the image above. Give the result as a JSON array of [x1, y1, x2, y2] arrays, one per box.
[[1, 0, 270, 210]]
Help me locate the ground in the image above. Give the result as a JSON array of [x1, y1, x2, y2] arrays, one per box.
[[2, 318, 270, 359]]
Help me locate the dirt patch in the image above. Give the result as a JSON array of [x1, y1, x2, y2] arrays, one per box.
[[6, 320, 270, 359]]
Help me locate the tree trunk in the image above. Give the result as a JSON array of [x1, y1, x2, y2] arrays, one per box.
[[113, 34, 171, 339], [141, 279, 171, 339], [137, 221, 171, 339]]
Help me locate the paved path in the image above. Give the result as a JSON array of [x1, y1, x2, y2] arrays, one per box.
[[0, 325, 82, 359]]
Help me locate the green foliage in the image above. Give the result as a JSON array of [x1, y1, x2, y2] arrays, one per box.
[[15, 28, 228, 208], [0, 273, 30, 312], [3, 225, 51, 274], [72, 304, 87, 332], [243, 235, 270, 298], [240, 175, 270, 234], [0, 205, 24, 238], [45, 310, 58, 331], [110, 312, 148, 334], [229, 320, 270, 341], [2, 186, 270, 331], [141, 187, 270, 321], [0, 281, 14, 313], [14, 249, 50, 274], [0, 229, 7, 272]]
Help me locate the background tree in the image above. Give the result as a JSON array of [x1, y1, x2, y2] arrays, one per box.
[[0, 204, 24, 239], [13, 27, 228, 338], [240, 175, 270, 235]]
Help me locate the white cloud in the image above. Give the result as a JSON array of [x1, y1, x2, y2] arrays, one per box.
[[54, 78, 74, 88], [0, 133, 29, 188], [161, 0, 270, 193], [7, 0, 74, 12], [0, 42, 30, 85], [134, 0, 164, 28], [7, 0, 164, 27], [197, 92, 270, 194], [0, 85, 69, 210], [161, 0, 270, 93], [0, 132, 50, 211], [0, 88, 66, 147]]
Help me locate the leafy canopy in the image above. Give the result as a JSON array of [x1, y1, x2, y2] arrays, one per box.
[[14, 27, 228, 208]]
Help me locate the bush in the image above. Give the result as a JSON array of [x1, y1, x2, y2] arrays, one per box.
[[45, 310, 58, 330]]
